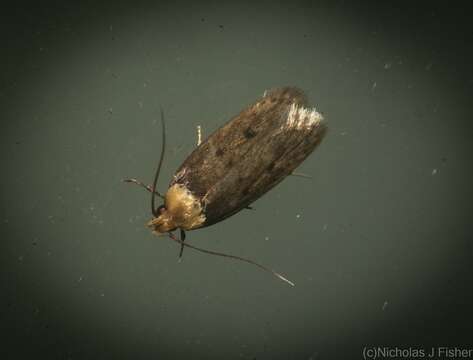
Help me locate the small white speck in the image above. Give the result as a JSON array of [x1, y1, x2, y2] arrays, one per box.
[[432, 168, 438, 175], [100, 293, 105, 297], [78, 276, 83, 282], [382, 300, 388, 311], [371, 82, 377, 90], [322, 224, 328, 231], [264, 236, 270, 241], [384, 62, 392, 69], [296, 214, 301, 219]]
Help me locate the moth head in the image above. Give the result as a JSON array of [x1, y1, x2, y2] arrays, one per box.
[[147, 205, 177, 234]]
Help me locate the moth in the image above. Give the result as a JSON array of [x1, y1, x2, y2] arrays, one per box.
[[125, 87, 327, 286]]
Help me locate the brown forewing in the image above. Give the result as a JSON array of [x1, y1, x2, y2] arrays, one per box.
[[170, 87, 327, 227]]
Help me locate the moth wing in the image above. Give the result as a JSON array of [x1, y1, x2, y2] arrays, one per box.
[[171, 87, 326, 227]]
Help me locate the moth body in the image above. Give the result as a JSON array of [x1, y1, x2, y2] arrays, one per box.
[[148, 86, 327, 235]]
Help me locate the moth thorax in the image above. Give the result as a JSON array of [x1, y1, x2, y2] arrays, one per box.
[[147, 184, 206, 234]]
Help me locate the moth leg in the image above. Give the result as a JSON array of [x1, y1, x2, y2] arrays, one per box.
[[290, 171, 312, 179], [196, 125, 202, 146], [178, 228, 186, 260], [123, 178, 164, 198]]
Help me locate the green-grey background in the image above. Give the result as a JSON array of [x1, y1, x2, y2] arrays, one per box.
[[1, 1, 472, 359]]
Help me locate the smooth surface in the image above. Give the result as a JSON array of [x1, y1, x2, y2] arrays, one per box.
[[1, 1, 472, 359]]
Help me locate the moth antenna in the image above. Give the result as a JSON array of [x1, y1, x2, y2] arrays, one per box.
[[151, 108, 166, 217], [167, 232, 295, 286], [122, 178, 164, 198]]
